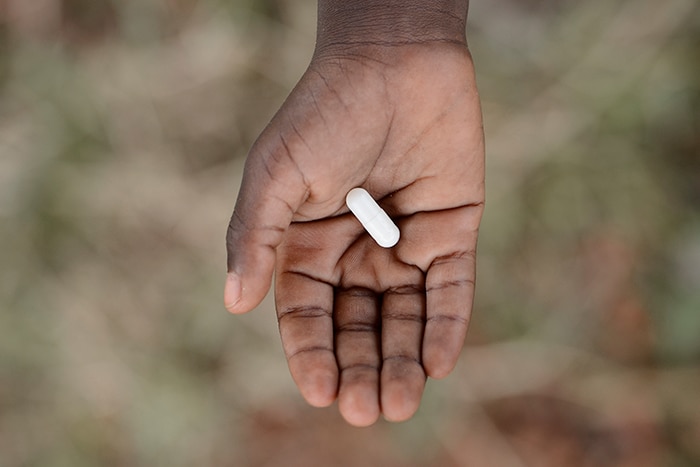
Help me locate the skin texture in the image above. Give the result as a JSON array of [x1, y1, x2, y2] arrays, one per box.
[[225, 1, 484, 427]]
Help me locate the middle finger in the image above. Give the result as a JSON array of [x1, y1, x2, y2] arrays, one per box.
[[335, 287, 381, 427]]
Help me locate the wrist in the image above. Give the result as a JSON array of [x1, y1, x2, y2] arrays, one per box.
[[315, 0, 469, 55]]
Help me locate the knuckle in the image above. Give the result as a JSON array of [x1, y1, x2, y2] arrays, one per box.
[[426, 277, 474, 292], [288, 345, 334, 361], [385, 284, 424, 295], [336, 322, 379, 334], [426, 313, 469, 327], [341, 362, 380, 373], [431, 249, 476, 268], [382, 312, 424, 324], [278, 304, 332, 321], [383, 354, 423, 368]]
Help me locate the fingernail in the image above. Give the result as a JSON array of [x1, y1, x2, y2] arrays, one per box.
[[224, 272, 242, 312]]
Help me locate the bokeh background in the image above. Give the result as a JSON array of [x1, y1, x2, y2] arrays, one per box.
[[1, 0, 699, 465]]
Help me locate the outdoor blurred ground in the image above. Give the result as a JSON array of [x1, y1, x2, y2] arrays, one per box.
[[1, 0, 699, 466]]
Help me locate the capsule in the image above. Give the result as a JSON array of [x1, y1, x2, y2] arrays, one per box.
[[346, 187, 400, 248]]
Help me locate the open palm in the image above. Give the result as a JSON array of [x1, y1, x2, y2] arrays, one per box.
[[226, 42, 484, 426]]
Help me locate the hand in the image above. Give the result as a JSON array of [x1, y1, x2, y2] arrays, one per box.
[[225, 40, 484, 426]]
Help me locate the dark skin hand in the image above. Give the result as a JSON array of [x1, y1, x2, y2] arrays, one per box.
[[225, 0, 484, 427]]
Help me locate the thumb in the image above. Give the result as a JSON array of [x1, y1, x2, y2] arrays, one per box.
[[225, 139, 309, 314]]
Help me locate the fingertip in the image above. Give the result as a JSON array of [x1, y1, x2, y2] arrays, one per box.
[[381, 390, 420, 423], [224, 271, 274, 314], [423, 350, 457, 380], [380, 363, 425, 422], [223, 273, 244, 314], [300, 372, 338, 408], [338, 377, 380, 427], [339, 393, 380, 428], [305, 392, 336, 409], [426, 366, 452, 380], [291, 357, 339, 408], [423, 320, 467, 379], [306, 396, 335, 409]]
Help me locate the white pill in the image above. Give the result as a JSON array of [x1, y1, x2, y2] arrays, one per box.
[[346, 187, 400, 248]]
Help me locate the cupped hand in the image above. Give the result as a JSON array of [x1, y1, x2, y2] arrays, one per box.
[[225, 42, 485, 426]]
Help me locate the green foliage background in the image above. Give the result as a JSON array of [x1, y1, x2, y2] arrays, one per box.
[[1, 0, 698, 465]]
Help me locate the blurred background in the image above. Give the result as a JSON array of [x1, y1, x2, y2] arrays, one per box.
[[1, 0, 698, 465]]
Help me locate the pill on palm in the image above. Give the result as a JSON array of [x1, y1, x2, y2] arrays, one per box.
[[346, 187, 400, 248]]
